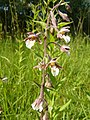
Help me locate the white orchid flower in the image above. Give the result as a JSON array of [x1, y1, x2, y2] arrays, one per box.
[[24, 32, 42, 49], [25, 40, 35, 49], [62, 35, 70, 43], [31, 97, 43, 112], [48, 58, 62, 77], [51, 66, 59, 76]]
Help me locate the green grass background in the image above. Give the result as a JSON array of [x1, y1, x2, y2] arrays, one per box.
[[0, 35, 90, 120]]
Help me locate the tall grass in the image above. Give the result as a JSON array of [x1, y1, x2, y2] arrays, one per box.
[[0, 35, 90, 120]]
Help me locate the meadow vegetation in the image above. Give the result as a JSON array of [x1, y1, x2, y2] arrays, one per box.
[[0, 0, 90, 120], [0, 35, 90, 120]]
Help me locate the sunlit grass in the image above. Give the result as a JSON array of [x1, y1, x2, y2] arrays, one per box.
[[0, 35, 90, 120]]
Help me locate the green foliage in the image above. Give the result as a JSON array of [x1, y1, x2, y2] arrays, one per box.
[[0, 36, 90, 119], [0, 0, 90, 120], [70, 0, 90, 34], [58, 21, 73, 28]]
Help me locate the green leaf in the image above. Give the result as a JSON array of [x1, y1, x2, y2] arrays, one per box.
[[58, 21, 73, 28], [35, 52, 43, 59], [43, 0, 47, 6], [33, 21, 46, 29], [1, 56, 10, 64], [50, 33, 55, 43], [59, 99, 71, 111], [87, 95, 90, 101], [33, 81, 41, 87], [53, 100, 71, 118], [49, 34, 55, 49]]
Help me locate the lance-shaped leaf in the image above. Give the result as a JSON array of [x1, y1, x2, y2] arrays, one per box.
[[33, 21, 46, 29], [58, 21, 73, 28], [53, 99, 71, 119], [59, 99, 71, 111]]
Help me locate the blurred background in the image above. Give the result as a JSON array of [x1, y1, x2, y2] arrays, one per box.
[[0, 0, 90, 39]]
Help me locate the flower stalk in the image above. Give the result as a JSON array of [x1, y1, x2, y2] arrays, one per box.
[[40, 10, 50, 120], [24, 1, 72, 119]]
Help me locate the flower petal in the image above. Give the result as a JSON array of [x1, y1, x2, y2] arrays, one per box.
[[60, 45, 70, 55], [25, 40, 35, 49], [31, 97, 43, 112], [51, 66, 59, 76], [31, 103, 36, 110], [59, 27, 70, 34], [39, 102, 43, 112], [62, 35, 70, 43]]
